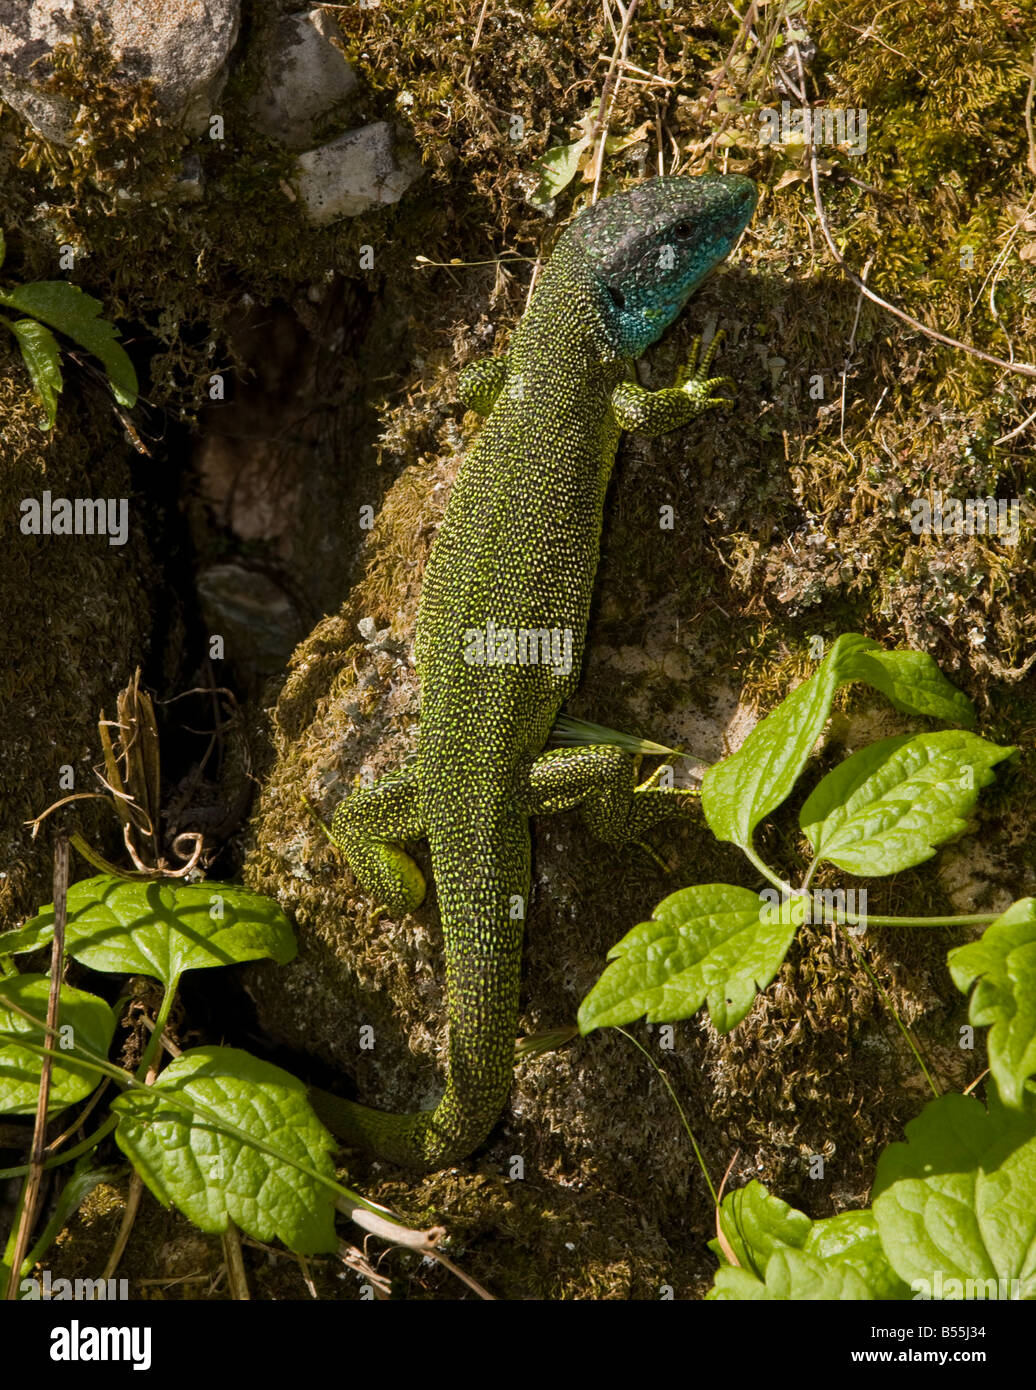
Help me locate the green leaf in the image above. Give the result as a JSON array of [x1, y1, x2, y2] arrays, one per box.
[[0, 920, 57, 956], [111, 1046, 339, 1254], [578, 883, 798, 1035], [526, 137, 591, 207], [701, 634, 973, 847], [602, 120, 651, 155], [701, 633, 875, 846], [549, 713, 704, 763], [707, 1264, 774, 1298], [803, 1210, 911, 1299], [872, 1090, 1036, 1299], [849, 648, 975, 726], [711, 1247, 877, 1299], [949, 899, 1036, 1107], [22, 875, 296, 990], [800, 731, 1016, 876], [0, 280, 137, 406], [709, 1179, 811, 1274], [6, 316, 63, 428], [0, 975, 116, 1115], [708, 1185, 908, 1300]]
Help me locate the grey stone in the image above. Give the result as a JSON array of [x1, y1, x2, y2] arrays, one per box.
[[248, 7, 357, 151], [196, 562, 303, 679], [293, 121, 421, 225], [0, 0, 240, 145]]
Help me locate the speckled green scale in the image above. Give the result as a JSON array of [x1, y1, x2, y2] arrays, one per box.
[[316, 174, 757, 1169]]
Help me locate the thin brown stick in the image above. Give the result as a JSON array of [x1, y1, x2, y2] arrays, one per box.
[[615, 59, 677, 88], [222, 1223, 251, 1301], [713, 1149, 742, 1267], [995, 403, 1036, 446], [706, 1, 758, 103], [962, 1067, 990, 1096], [838, 256, 874, 460], [461, 0, 491, 86], [102, 1042, 160, 1283], [25, 791, 128, 837], [1025, 41, 1036, 179], [781, 19, 1036, 382], [589, 0, 639, 202], [102, 1173, 143, 1283], [45, 1079, 111, 1155], [426, 1246, 496, 1299], [296, 1253, 319, 1299], [807, 124, 1036, 381], [6, 838, 68, 1298]]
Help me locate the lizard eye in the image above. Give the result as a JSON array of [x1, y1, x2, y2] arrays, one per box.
[[608, 286, 626, 309], [672, 221, 693, 239]]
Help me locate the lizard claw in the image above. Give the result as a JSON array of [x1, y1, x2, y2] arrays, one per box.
[[676, 329, 725, 379], [674, 331, 735, 408], [679, 374, 736, 408]]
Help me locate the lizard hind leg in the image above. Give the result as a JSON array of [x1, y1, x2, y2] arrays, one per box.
[[328, 767, 427, 917], [521, 743, 699, 845], [457, 354, 509, 416]]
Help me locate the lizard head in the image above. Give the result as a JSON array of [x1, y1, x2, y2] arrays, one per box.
[[571, 173, 757, 358]]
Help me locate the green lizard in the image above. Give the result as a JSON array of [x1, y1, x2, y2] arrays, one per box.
[[313, 173, 757, 1169]]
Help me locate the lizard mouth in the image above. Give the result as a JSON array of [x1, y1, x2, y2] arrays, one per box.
[[711, 176, 758, 242]]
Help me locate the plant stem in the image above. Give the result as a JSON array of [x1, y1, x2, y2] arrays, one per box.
[[0, 1117, 119, 1180], [135, 976, 180, 1080], [616, 1026, 718, 1206], [742, 844, 796, 896], [840, 911, 1000, 928], [838, 926, 941, 1098]]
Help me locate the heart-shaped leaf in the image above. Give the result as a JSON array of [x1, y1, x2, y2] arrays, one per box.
[[801, 731, 1015, 876], [21, 875, 296, 990], [112, 1047, 339, 1255], [578, 883, 798, 1035], [872, 1091, 1036, 1299], [708, 1183, 908, 1300]]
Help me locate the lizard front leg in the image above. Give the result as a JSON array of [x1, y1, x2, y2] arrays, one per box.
[[611, 330, 735, 437]]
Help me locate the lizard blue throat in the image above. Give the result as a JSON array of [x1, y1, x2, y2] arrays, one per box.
[[575, 174, 757, 357], [310, 172, 758, 1169]]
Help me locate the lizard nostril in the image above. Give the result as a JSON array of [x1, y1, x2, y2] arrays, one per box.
[[608, 285, 626, 309]]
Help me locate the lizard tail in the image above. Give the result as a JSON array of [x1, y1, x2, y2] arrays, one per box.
[[312, 836, 529, 1169]]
